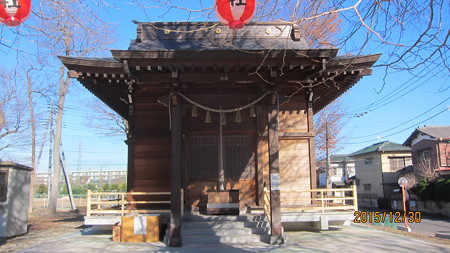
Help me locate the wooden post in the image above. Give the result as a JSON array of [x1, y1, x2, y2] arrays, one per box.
[[218, 117, 225, 190], [86, 190, 91, 216], [307, 99, 317, 204], [169, 97, 182, 247], [267, 92, 284, 244], [353, 185, 358, 211], [121, 193, 125, 216]]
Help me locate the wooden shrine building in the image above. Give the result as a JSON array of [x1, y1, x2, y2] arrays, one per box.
[[60, 22, 379, 246]]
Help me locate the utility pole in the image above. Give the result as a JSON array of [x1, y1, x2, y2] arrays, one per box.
[[325, 122, 332, 189], [77, 141, 82, 186], [60, 142, 76, 210]]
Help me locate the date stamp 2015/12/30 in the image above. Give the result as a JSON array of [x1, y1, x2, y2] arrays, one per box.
[[353, 211, 422, 223]]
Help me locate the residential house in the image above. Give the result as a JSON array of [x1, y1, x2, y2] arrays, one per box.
[[404, 126, 450, 176], [317, 154, 355, 187], [350, 141, 412, 208]]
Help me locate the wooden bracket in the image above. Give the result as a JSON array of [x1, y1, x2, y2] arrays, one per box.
[[123, 60, 130, 74]]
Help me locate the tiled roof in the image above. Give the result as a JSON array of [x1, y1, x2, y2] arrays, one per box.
[[418, 126, 450, 139], [128, 22, 312, 51], [403, 126, 450, 146], [330, 154, 354, 162], [350, 141, 411, 156]]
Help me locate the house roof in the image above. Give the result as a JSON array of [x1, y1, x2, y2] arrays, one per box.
[[330, 154, 354, 163], [350, 141, 411, 157], [59, 22, 380, 119], [403, 126, 450, 146]]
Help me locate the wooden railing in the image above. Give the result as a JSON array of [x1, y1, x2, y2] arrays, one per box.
[[281, 186, 358, 213], [263, 186, 271, 225], [86, 190, 171, 216]]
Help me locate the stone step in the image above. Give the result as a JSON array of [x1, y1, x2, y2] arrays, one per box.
[[164, 214, 270, 245], [181, 226, 269, 236], [182, 234, 262, 244], [182, 214, 250, 222], [181, 220, 269, 229]]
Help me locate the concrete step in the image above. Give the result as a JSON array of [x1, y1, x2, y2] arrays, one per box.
[[182, 214, 250, 222], [181, 220, 269, 229], [182, 234, 263, 244], [181, 226, 269, 236], [164, 214, 270, 245]]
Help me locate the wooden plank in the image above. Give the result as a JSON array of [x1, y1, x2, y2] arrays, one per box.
[[267, 93, 283, 239], [132, 186, 170, 192]]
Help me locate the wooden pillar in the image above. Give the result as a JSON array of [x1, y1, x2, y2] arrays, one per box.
[[126, 104, 135, 192], [267, 93, 284, 244], [169, 96, 182, 247], [307, 100, 317, 190], [218, 119, 225, 190]]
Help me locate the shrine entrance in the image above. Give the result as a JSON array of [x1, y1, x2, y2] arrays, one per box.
[[186, 132, 257, 213]]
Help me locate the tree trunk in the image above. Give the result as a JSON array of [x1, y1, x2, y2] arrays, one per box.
[[47, 66, 70, 214], [26, 70, 36, 214]]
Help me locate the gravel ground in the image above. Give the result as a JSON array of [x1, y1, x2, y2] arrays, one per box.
[[0, 210, 86, 253]]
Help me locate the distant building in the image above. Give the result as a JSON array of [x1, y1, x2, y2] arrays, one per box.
[[317, 155, 355, 187], [35, 170, 127, 188], [350, 141, 412, 208], [404, 126, 450, 177]]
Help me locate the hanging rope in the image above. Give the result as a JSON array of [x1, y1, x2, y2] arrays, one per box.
[[176, 91, 272, 113]]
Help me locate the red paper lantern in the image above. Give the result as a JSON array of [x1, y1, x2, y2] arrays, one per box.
[[0, 0, 31, 27], [215, 0, 256, 30]]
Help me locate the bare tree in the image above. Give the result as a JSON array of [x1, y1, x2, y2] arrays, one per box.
[[415, 157, 439, 181], [403, 172, 417, 190], [30, 0, 115, 214], [314, 99, 346, 159], [83, 98, 129, 139], [118, 0, 448, 84], [0, 69, 27, 153]]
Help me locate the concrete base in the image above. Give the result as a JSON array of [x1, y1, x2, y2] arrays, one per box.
[[435, 231, 450, 239], [266, 235, 284, 244], [397, 225, 412, 232], [281, 212, 353, 231]]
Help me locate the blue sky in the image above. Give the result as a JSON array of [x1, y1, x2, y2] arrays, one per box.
[[1, 1, 448, 173]]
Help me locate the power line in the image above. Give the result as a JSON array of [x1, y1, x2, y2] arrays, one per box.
[[349, 97, 450, 139], [348, 63, 440, 117], [342, 107, 449, 145]]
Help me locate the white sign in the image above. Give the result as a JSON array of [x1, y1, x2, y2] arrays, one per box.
[[398, 177, 408, 187], [270, 173, 280, 191], [134, 216, 147, 235]]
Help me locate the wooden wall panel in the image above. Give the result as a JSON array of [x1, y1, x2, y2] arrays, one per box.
[[278, 110, 308, 133], [131, 136, 171, 193], [279, 139, 311, 206]]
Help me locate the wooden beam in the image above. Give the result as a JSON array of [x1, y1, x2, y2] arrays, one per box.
[[267, 93, 284, 244], [169, 99, 182, 247]]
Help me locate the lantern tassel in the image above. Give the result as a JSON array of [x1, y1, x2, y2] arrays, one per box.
[[205, 110, 211, 123], [192, 105, 198, 117], [220, 112, 227, 125], [235, 110, 242, 123], [249, 105, 256, 117]]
